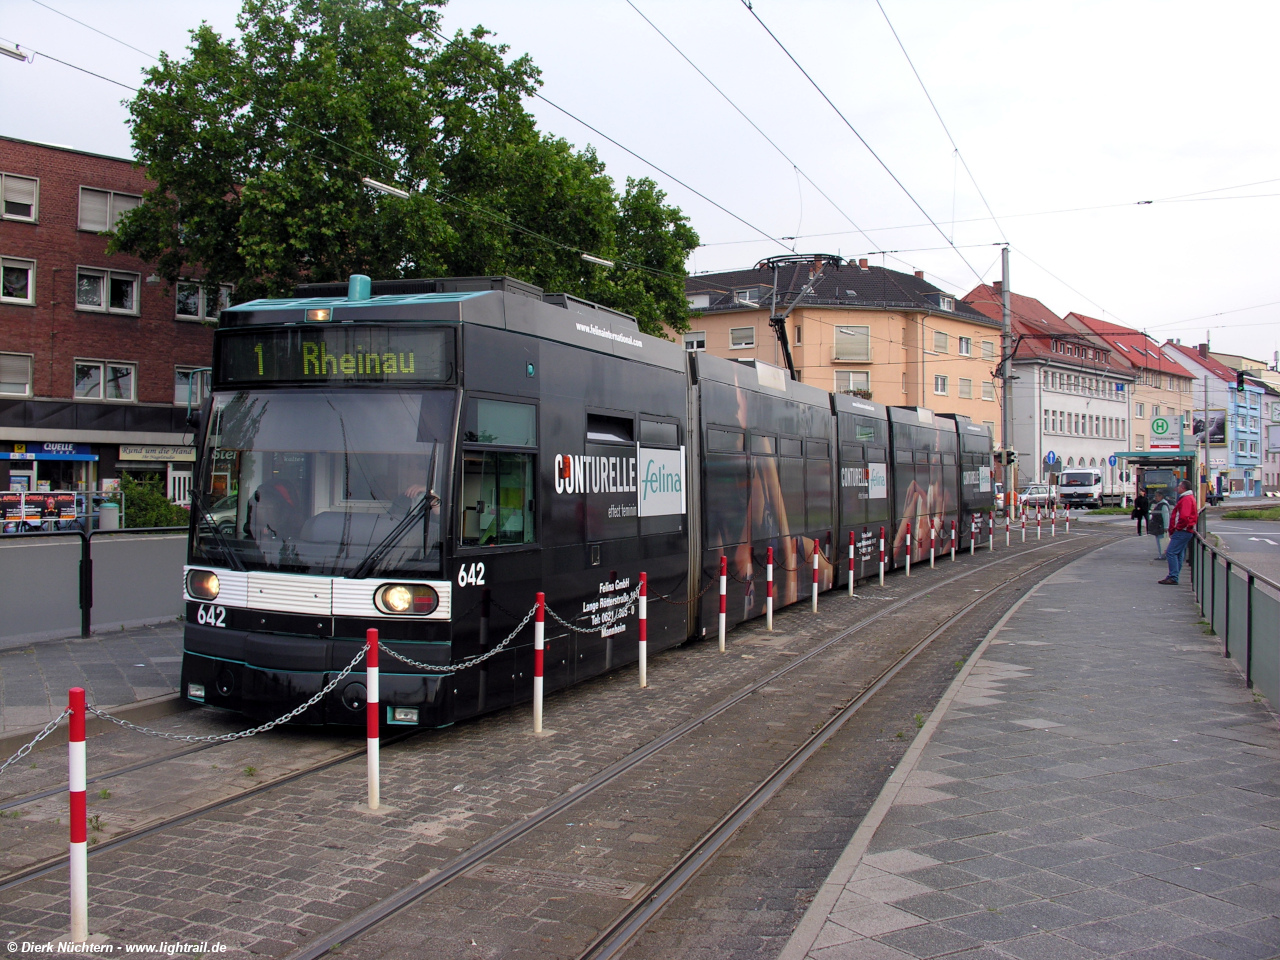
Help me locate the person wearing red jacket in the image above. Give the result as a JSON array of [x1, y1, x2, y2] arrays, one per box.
[[1158, 479, 1199, 585]]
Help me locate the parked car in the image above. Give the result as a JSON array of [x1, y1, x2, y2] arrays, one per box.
[[197, 493, 238, 537], [1018, 484, 1054, 509]]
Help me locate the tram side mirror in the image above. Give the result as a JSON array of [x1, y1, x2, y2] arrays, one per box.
[[186, 408, 202, 431]]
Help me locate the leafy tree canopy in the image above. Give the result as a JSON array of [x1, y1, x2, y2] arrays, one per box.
[[112, 0, 698, 336]]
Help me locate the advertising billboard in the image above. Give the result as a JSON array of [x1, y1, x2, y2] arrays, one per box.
[[1268, 423, 1280, 454], [1192, 409, 1227, 445]]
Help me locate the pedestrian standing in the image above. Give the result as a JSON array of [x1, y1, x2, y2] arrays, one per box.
[[1133, 487, 1149, 536], [1158, 480, 1198, 585]]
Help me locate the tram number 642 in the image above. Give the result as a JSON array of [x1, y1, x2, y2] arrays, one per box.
[[457, 562, 486, 587], [196, 604, 227, 627]]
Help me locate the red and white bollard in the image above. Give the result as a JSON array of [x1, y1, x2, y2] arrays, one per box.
[[366, 629, 380, 809], [848, 530, 856, 597], [951, 519, 957, 561], [1037, 506, 1043, 540], [533, 593, 545, 733], [68, 687, 88, 942], [878, 526, 885, 587], [766, 547, 775, 630], [989, 510, 995, 551], [718, 555, 727, 653], [970, 515, 977, 556], [1021, 505, 1027, 543], [1065, 508, 1071, 534], [905, 521, 912, 577], [638, 573, 648, 688], [1051, 504, 1057, 538], [1005, 509, 1011, 547], [811, 542, 820, 613], [930, 520, 936, 568]]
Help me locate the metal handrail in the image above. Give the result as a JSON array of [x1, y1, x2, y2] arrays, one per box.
[[0, 527, 187, 637], [1193, 519, 1280, 593]]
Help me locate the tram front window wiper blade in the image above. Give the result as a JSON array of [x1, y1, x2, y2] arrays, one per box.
[[190, 486, 245, 572], [347, 446, 439, 580]]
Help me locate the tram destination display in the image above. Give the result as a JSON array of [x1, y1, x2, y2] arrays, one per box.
[[216, 325, 454, 385]]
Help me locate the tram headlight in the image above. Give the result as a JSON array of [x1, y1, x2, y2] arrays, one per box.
[[375, 583, 438, 616], [187, 569, 221, 600]]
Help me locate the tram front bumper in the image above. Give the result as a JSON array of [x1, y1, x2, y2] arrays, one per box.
[[181, 624, 448, 728]]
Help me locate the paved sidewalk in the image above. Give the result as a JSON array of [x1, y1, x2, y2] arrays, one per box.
[[783, 534, 1280, 960], [0, 621, 183, 734]]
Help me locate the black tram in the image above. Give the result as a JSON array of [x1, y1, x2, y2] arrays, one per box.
[[180, 276, 993, 728]]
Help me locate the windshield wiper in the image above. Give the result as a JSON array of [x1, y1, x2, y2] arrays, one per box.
[[191, 486, 245, 572], [347, 447, 440, 580]]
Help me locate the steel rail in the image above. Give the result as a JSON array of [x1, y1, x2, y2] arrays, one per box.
[[577, 540, 1102, 960], [286, 532, 1113, 960]]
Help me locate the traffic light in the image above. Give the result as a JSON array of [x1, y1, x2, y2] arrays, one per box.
[[1236, 370, 1247, 392]]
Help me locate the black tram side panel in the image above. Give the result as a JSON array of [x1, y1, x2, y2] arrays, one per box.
[[886, 407, 960, 566], [832, 394, 892, 585], [938, 413, 996, 549], [692, 354, 837, 638]]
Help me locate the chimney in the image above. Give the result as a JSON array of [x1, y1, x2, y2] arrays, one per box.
[[914, 270, 924, 279], [858, 258, 869, 270], [1197, 343, 1208, 359], [992, 280, 1002, 293]]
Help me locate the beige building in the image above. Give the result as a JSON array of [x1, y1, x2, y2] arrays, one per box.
[[685, 258, 1005, 445]]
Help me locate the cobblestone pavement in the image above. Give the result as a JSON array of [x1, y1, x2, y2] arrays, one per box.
[[783, 534, 1280, 960], [0, 621, 184, 734], [0, 533, 1105, 957]]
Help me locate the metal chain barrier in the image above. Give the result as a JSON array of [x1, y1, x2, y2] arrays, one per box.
[[87, 645, 369, 743], [379, 602, 538, 673], [652, 575, 715, 605], [0, 709, 72, 777]]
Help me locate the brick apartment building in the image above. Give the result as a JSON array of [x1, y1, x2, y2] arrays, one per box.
[[0, 136, 219, 499], [685, 257, 1006, 446]]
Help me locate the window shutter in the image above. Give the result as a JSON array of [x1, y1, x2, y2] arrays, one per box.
[[109, 193, 141, 228], [3, 175, 37, 218], [79, 188, 110, 231], [0, 353, 31, 394]]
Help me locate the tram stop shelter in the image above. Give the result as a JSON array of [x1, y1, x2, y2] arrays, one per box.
[[1117, 448, 1200, 503]]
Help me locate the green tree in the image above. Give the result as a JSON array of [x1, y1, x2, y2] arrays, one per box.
[[117, 473, 192, 528], [112, 0, 697, 336]]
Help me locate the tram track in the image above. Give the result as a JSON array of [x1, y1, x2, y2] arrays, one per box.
[[284, 532, 1114, 960]]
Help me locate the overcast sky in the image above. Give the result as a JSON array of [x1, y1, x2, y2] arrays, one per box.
[[3, 0, 1277, 362]]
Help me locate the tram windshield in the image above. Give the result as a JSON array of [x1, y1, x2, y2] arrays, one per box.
[[192, 389, 453, 577]]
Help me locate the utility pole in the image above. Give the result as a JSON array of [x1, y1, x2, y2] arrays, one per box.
[[1001, 247, 1017, 504]]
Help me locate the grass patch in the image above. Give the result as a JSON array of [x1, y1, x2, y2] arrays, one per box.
[[1091, 506, 1133, 516], [1222, 507, 1280, 521]]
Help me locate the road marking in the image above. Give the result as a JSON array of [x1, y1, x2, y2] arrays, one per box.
[[1247, 537, 1278, 546]]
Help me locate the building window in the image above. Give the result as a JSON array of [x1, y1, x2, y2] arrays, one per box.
[[1135, 402, 1144, 418], [1043, 409, 1049, 431], [175, 367, 209, 406], [833, 325, 871, 361], [901, 372, 908, 394], [1, 257, 34, 304], [1135, 434, 1144, 450], [982, 381, 995, 401], [74, 360, 135, 402], [77, 187, 142, 233], [982, 340, 995, 360], [687, 293, 710, 310], [938, 296, 954, 312], [1238, 441, 1246, 454], [835, 371, 870, 395], [76, 267, 140, 315], [933, 375, 948, 395], [794, 324, 802, 345], [1, 174, 38, 222], [683, 330, 705, 352], [175, 281, 232, 321], [1249, 441, 1258, 454], [733, 288, 759, 303], [958, 378, 973, 399], [933, 331, 948, 353], [730, 326, 755, 349], [982, 420, 995, 434], [958, 337, 972, 356], [0, 352, 33, 397]]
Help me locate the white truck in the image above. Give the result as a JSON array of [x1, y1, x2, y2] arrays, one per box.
[[1057, 469, 1107, 509]]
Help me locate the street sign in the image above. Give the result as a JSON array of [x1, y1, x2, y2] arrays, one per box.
[[1108, 455, 1117, 466], [1045, 451, 1057, 465], [1149, 416, 1179, 450]]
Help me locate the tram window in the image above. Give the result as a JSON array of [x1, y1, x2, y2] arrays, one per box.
[[866, 446, 886, 462], [640, 419, 678, 447], [707, 429, 745, 453], [915, 451, 930, 464], [855, 422, 879, 443], [842, 443, 863, 461], [587, 413, 634, 444], [942, 454, 957, 465], [895, 449, 912, 464], [463, 399, 536, 447], [930, 454, 941, 465], [751, 434, 776, 455], [805, 440, 829, 460], [459, 450, 536, 547], [779, 437, 803, 458]]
